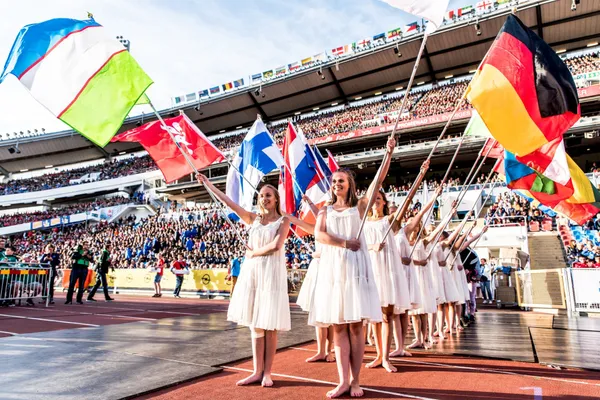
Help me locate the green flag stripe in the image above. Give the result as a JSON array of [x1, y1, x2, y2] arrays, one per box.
[[60, 50, 153, 147]]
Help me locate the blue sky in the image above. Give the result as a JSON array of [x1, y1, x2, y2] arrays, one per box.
[[0, 0, 474, 134]]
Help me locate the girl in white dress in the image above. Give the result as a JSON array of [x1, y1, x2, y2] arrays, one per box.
[[197, 174, 290, 388], [396, 187, 442, 351], [363, 145, 410, 373], [289, 198, 336, 364], [439, 213, 471, 334], [313, 138, 392, 398]]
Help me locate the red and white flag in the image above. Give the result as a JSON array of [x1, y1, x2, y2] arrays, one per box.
[[112, 114, 225, 183], [326, 149, 340, 172]]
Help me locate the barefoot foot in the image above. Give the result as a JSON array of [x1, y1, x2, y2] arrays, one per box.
[[365, 357, 382, 368], [261, 375, 273, 387], [327, 383, 350, 399], [236, 372, 263, 386], [350, 382, 364, 397], [407, 340, 423, 349], [305, 352, 327, 363], [325, 352, 336, 362], [382, 359, 397, 373]]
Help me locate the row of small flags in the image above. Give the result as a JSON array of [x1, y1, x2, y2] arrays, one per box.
[[173, 0, 518, 106]]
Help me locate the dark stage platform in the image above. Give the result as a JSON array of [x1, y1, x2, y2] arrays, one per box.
[[1, 304, 599, 400]]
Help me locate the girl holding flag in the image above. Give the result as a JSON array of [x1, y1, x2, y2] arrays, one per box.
[[197, 174, 290, 388], [311, 137, 395, 398], [290, 197, 335, 364]]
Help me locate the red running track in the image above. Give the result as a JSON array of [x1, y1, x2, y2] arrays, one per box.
[[140, 342, 600, 400]]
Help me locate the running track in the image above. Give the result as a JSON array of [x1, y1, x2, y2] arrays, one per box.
[[2, 294, 599, 399]]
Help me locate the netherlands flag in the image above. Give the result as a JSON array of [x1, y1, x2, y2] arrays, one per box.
[[278, 123, 331, 233]]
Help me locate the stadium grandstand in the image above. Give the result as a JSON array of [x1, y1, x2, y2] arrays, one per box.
[[2, 1, 600, 398]]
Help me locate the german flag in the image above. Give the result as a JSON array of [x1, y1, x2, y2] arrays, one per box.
[[466, 15, 580, 157]]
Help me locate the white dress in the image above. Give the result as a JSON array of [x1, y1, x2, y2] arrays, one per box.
[[395, 228, 421, 310], [312, 206, 382, 326], [409, 240, 437, 315], [450, 251, 469, 304], [427, 243, 446, 305], [439, 246, 462, 303], [227, 216, 291, 331], [296, 243, 320, 312], [364, 218, 411, 314]]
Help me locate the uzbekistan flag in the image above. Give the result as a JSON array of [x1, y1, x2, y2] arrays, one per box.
[[0, 18, 152, 147], [466, 15, 580, 157]]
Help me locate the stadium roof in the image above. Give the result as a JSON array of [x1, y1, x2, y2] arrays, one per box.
[[0, 0, 598, 174]]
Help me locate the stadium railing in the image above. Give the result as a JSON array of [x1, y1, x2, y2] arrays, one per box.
[[0, 262, 52, 306]]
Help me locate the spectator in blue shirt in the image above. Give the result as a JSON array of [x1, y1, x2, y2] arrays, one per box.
[[228, 252, 243, 297]]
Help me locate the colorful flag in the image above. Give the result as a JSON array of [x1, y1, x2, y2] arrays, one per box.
[[263, 70, 274, 79], [233, 78, 244, 88], [288, 61, 300, 71], [387, 28, 402, 39], [380, 0, 451, 32], [278, 123, 330, 234], [173, 96, 183, 104], [198, 89, 209, 98], [226, 118, 284, 219], [326, 149, 340, 172], [445, 10, 455, 20], [111, 114, 225, 183], [0, 17, 153, 147], [466, 15, 580, 157], [355, 38, 372, 49], [313, 146, 333, 183], [458, 5, 474, 16], [275, 66, 287, 77], [313, 53, 326, 63], [476, 0, 493, 13], [185, 92, 197, 102], [222, 82, 233, 91], [209, 86, 220, 94], [301, 57, 313, 66], [331, 44, 351, 57], [404, 22, 419, 34], [373, 32, 386, 41], [251, 73, 262, 82]]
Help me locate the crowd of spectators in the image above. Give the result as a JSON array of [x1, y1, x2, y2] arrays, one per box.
[[0, 196, 140, 228], [409, 81, 471, 119], [0, 155, 155, 195], [565, 52, 599, 76], [8, 208, 315, 277]]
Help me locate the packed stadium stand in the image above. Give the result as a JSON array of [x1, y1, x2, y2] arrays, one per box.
[[1, 0, 599, 311]]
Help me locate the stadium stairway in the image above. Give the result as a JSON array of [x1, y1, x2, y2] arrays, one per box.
[[527, 232, 569, 270]]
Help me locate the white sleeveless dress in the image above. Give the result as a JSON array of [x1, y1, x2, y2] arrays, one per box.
[[409, 240, 437, 315], [296, 242, 320, 312], [439, 246, 462, 303], [364, 218, 411, 313], [227, 216, 291, 331], [312, 206, 382, 326], [450, 252, 469, 304], [396, 228, 421, 310], [427, 242, 446, 305]]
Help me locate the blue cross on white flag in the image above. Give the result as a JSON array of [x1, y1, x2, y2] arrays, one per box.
[[225, 118, 284, 221]]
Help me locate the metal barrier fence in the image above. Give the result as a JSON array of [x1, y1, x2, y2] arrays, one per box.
[[0, 262, 52, 306]]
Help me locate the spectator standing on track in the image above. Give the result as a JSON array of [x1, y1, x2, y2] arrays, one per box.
[[40, 244, 60, 304], [171, 254, 188, 298], [228, 251, 243, 297], [65, 242, 93, 305], [1, 246, 20, 306], [87, 243, 114, 302], [152, 253, 165, 297]]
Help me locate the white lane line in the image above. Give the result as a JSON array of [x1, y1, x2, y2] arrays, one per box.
[[223, 365, 437, 400], [30, 307, 157, 321], [0, 313, 99, 327], [0, 330, 19, 336], [289, 347, 600, 387]]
